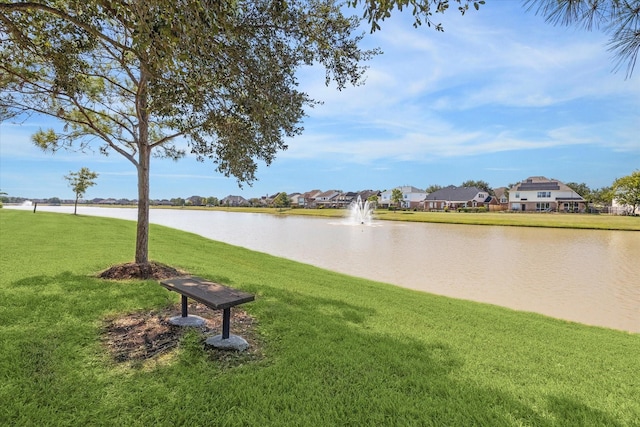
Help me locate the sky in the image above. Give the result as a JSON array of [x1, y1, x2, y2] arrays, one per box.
[[1, 1, 639, 201]]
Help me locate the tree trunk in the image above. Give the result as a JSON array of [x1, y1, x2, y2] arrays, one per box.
[[134, 70, 150, 269], [135, 147, 150, 266], [74, 194, 78, 215]]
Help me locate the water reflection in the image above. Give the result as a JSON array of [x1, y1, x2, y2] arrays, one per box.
[[8, 206, 639, 333]]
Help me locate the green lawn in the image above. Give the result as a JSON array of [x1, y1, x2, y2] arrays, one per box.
[[1, 209, 638, 426]]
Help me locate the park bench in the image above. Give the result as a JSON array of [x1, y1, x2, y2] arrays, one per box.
[[159, 276, 255, 349]]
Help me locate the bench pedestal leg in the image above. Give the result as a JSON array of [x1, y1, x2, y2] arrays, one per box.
[[168, 296, 205, 327], [222, 308, 231, 339], [181, 295, 188, 317], [205, 307, 248, 351]]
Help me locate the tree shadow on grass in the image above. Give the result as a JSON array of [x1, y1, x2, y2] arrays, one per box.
[[545, 395, 626, 427], [214, 284, 558, 426]]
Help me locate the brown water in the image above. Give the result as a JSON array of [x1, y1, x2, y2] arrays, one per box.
[[10, 206, 639, 333]]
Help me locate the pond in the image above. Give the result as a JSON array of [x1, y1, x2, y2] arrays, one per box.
[[10, 206, 639, 333]]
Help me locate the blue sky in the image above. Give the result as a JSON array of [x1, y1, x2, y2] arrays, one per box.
[[1, 1, 638, 200]]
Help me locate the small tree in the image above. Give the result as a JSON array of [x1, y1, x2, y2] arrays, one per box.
[[612, 170, 640, 215], [367, 194, 379, 209], [65, 167, 98, 214], [391, 188, 404, 209], [273, 192, 291, 209]]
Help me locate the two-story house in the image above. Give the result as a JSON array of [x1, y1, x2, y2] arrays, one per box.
[[379, 186, 427, 209], [509, 177, 585, 212]]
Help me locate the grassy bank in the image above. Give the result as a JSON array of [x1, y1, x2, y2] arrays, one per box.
[[1, 209, 638, 426], [152, 206, 640, 231]]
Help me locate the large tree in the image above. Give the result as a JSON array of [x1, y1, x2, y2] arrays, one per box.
[[0, 0, 481, 273], [525, 0, 640, 77], [612, 170, 640, 215]]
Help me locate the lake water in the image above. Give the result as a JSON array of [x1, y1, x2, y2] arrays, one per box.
[[8, 205, 640, 333]]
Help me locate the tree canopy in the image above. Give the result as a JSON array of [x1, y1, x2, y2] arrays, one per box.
[[612, 170, 640, 214], [525, 0, 640, 77]]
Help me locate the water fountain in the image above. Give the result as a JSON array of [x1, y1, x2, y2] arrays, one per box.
[[347, 195, 373, 225]]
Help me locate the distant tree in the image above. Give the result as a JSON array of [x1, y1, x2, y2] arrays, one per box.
[[565, 182, 591, 197], [461, 180, 492, 194], [273, 192, 291, 209], [206, 197, 219, 207], [565, 181, 594, 209], [391, 188, 404, 209], [425, 184, 443, 194], [64, 167, 98, 214], [612, 170, 640, 215], [0, 189, 6, 208], [47, 197, 61, 205], [170, 198, 185, 207], [367, 194, 379, 208], [592, 186, 613, 206], [525, 0, 640, 77]]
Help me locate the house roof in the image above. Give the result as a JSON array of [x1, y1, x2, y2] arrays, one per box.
[[222, 195, 247, 203], [493, 187, 508, 200], [510, 177, 585, 201], [316, 190, 340, 199], [425, 186, 483, 202], [302, 190, 322, 198]]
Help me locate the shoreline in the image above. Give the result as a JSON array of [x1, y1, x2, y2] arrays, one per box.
[[5, 203, 639, 231]]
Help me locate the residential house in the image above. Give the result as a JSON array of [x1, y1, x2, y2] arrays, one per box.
[[187, 195, 204, 206], [380, 186, 427, 209], [288, 193, 303, 207], [335, 191, 357, 209], [221, 195, 249, 207], [611, 198, 640, 215], [509, 176, 586, 212], [423, 186, 491, 211], [492, 187, 509, 211], [300, 190, 322, 208], [357, 190, 381, 208], [315, 190, 341, 208]]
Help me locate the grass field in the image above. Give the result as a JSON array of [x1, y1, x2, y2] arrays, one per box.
[[1, 209, 638, 426]]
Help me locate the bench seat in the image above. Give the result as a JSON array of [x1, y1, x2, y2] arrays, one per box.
[[160, 276, 254, 341]]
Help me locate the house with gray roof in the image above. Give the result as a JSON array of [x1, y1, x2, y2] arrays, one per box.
[[423, 186, 491, 211], [300, 189, 322, 208], [221, 195, 248, 207], [315, 190, 341, 208], [508, 176, 585, 212]]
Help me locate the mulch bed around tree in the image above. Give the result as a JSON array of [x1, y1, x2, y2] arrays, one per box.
[[98, 262, 263, 366], [98, 261, 186, 280]]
